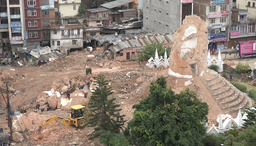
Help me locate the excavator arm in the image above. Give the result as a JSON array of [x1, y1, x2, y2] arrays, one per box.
[[38, 116, 70, 133]]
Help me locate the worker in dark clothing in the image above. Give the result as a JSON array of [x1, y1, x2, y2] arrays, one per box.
[[84, 93, 88, 98], [47, 103, 51, 111], [87, 81, 90, 89], [41, 108, 45, 112], [36, 102, 40, 110], [67, 89, 70, 100], [79, 85, 84, 90], [86, 68, 92, 75], [116, 112, 120, 121], [230, 74, 233, 81]]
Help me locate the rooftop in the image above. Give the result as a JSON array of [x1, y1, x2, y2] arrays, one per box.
[[87, 7, 109, 13], [109, 33, 173, 53], [101, 0, 132, 9]]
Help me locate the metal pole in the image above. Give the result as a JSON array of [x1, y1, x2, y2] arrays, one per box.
[[6, 83, 12, 144]]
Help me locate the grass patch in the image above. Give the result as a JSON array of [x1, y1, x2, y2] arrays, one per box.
[[230, 82, 247, 92]]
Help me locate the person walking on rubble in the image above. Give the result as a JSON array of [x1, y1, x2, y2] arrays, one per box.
[[230, 74, 233, 81], [36, 102, 40, 110], [67, 88, 70, 100], [86, 66, 92, 75]]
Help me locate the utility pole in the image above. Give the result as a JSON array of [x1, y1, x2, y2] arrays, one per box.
[[6, 83, 12, 144]]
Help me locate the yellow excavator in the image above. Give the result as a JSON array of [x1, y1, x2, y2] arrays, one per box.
[[38, 105, 91, 133]]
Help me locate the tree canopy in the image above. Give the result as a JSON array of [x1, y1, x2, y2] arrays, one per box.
[[224, 124, 256, 146], [124, 77, 209, 146], [88, 75, 124, 135]]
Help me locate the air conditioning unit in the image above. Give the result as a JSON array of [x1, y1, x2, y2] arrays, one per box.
[[215, 29, 220, 34]]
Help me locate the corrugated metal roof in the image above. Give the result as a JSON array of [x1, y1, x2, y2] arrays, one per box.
[[101, 0, 132, 9], [109, 33, 173, 53], [87, 8, 109, 13]]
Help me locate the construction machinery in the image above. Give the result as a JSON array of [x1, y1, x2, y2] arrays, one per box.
[[38, 105, 89, 133]]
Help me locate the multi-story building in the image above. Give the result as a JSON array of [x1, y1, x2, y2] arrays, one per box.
[[143, 0, 193, 34], [50, 24, 83, 50], [0, 0, 26, 55], [58, 0, 81, 18], [194, 0, 230, 50], [24, 0, 42, 50], [24, 0, 55, 50], [41, 0, 55, 46], [228, 0, 256, 48]]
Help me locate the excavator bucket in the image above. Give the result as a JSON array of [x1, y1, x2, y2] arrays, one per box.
[[38, 126, 42, 133]]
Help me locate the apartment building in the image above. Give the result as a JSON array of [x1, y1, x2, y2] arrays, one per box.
[[143, 0, 193, 34], [228, 0, 256, 48], [58, 0, 81, 18], [194, 0, 230, 50], [50, 24, 83, 50], [24, 0, 55, 50], [0, 0, 26, 54]]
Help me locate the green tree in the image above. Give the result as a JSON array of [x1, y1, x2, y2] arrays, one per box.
[[235, 62, 250, 74], [88, 75, 124, 135], [201, 134, 225, 146], [224, 124, 256, 146], [138, 42, 169, 62], [243, 104, 256, 128], [78, 3, 86, 15], [125, 77, 209, 146], [99, 130, 130, 146]]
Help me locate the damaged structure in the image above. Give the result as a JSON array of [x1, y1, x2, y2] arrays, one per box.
[[168, 15, 208, 78], [50, 24, 83, 51], [108, 33, 173, 61]]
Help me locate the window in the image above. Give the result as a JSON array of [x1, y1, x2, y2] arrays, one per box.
[[101, 12, 107, 18], [57, 41, 60, 46], [29, 32, 38, 38], [220, 5, 227, 11], [54, 30, 57, 34], [27, 10, 37, 16], [209, 6, 216, 12], [248, 2, 250, 7], [62, 30, 70, 36], [42, 10, 49, 16], [210, 18, 215, 24], [73, 5, 76, 10], [43, 31, 50, 37], [28, 21, 38, 27], [253, 2, 255, 7], [166, 12, 169, 15], [72, 40, 77, 45], [52, 40, 55, 45], [96, 20, 101, 23], [90, 32, 96, 36], [220, 17, 226, 23], [159, 10, 161, 13], [42, 0, 49, 5], [120, 53, 123, 56], [43, 20, 50, 26], [27, 0, 36, 6], [240, 15, 246, 21]]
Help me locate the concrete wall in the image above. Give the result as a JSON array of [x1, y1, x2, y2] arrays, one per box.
[[143, 0, 181, 33], [50, 28, 83, 49], [88, 20, 102, 27], [59, 0, 81, 17]]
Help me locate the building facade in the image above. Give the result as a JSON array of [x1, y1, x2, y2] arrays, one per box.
[[143, 0, 193, 34], [0, 0, 26, 54], [228, 0, 256, 48], [58, 0, 81, 18], [194, 0, 230, 51], [50, 24, 83, 50]]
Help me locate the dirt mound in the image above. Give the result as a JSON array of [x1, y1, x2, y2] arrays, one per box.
[[224, 59, 235, 66], [12, 114, 33, 132]]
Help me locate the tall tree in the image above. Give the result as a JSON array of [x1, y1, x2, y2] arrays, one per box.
[[243, 104, 256, 128], [124, 77, 209, 146], [88, 75, 124, 135]]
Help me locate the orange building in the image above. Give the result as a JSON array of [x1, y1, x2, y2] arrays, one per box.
[[131, 0, 139, 12]]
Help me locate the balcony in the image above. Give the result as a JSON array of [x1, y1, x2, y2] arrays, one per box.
[[0, 24, 8, 29], [10, 14, 20, 19], [11, 36, 22, 40], [0, 12, 7, 17], [10, 22, 21, 27]]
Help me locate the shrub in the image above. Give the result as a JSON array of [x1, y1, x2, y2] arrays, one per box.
[[236, 62, 251, 73], [248, 89, 256, 100], [230, 82, 247, 92], [208, 64, 219, 72]]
